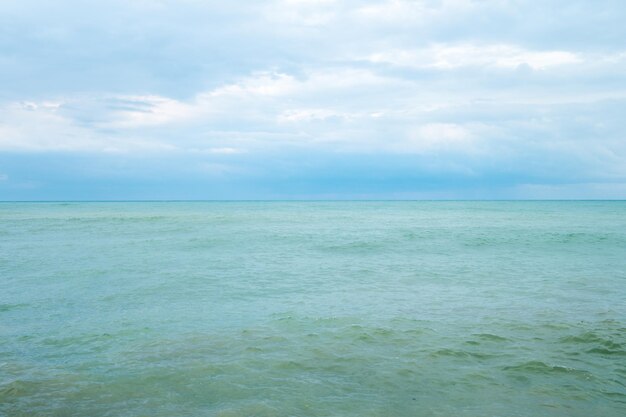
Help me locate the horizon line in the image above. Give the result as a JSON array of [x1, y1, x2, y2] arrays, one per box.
[[1, 199, 625, 203]]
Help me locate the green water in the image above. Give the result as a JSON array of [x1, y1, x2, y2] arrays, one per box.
[[1, 202, 625, 416]]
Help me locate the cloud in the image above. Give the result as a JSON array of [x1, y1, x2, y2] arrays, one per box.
[[0, 100, 177, 152], [355, 0, 475, 24], [367, 44, 582, 70], [206, 72, 299, 98], [408, 123, 475, 151], [199, 147, 245, 155], [278, 108, 352, 123], [2, 64, 625, 172], [101, 95, 196, 128], [265, 0, 338, 27], [1, 0, 626, 198]]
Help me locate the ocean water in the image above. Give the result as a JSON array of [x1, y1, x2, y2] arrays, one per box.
[[1, 201, 625, 417]]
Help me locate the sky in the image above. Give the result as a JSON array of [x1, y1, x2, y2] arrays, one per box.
[[1, 0, 625, 200]]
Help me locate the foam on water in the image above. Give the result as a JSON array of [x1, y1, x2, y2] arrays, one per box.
[[1, 202, 625, 416]]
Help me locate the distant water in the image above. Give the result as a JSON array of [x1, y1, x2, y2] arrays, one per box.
[[1, 201, 625, 417]]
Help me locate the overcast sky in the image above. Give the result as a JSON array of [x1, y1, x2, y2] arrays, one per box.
[[1, 0, 625, 200]]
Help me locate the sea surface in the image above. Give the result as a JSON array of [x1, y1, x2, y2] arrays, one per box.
[[1, 201, 625, 417]]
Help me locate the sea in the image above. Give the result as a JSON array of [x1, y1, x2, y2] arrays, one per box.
[[1, 201, 625, 417]]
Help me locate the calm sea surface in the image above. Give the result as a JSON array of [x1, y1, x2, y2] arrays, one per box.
[[1, 202, 625, 417]]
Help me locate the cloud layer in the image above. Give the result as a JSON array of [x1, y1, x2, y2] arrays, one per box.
[[1, 0, 625, 199]]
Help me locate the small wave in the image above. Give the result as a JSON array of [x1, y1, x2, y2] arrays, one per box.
[[0, 303, 28, 313], [502, 361, 591, 377], [603, 391, 626, 400], [560, 332, 608, 344], [430, 348, 496, 360], [0, 379, 37, 400], [317, 240, 385, 253], [472, 333, 510, 342], [586, 347, 626, 356], [559, 332, 623, 356]]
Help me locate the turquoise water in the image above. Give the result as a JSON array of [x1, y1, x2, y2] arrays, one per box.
[[1, 201, 625, 417]]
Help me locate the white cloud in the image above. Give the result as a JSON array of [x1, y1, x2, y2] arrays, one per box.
[[265, 0, 338, 27], [201, 147, 244, 155], [0, 101, 177, 152], [416, 122, 472, 141], [1, 59, 625, 180], [368, 44, 582, 70], [278, 108, 352, 123], [103, 95, 196, 128], [206, 73, 299, 98], [355, 0, 475, 23], [399, 123, 478, 154], [204, 69, 393, 101]]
